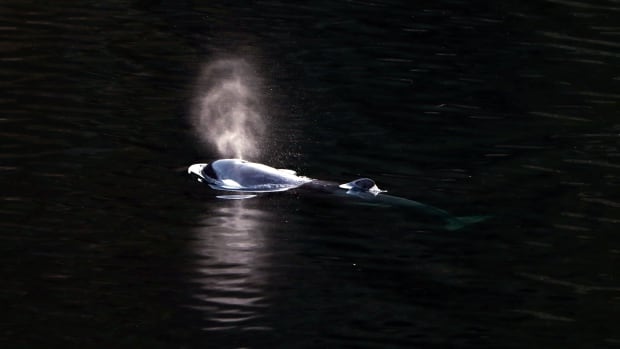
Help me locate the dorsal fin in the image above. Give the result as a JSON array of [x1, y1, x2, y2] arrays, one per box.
[[339, 178, 382, 192]]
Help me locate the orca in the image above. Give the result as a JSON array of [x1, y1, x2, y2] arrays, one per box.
[[188, 159, 489, 230]]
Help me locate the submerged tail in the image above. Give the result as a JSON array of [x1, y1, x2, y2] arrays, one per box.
[[444, 215, 491, 231]]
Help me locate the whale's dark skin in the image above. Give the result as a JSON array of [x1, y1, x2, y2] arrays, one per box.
[[298, 180, 347, 193], [299, 180, 337, 193], [300, 177, 379, 194]]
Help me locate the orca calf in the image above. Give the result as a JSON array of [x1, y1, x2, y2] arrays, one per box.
[[188, 159, 488, 230]]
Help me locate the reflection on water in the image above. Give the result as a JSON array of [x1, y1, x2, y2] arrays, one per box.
[[190, 201, 272, 331]]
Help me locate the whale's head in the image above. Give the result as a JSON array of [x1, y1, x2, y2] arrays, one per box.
[[188, 159, 311, 192], [189, 158, 258, 183], [188, 159, 243, 183]]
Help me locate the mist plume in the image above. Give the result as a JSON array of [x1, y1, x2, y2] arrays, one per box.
[[191, 58, 266, 160]]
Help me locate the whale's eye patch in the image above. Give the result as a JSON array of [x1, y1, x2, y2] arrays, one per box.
[[203, 163, 218, 180]]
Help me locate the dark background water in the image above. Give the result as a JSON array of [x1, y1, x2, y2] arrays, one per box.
[[2, 0, 620, 348]]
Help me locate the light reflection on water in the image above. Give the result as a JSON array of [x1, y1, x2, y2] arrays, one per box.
[[190, 201, 272, 331]]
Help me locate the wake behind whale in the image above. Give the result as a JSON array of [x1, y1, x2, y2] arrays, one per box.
[[188, 159, 489, 230]]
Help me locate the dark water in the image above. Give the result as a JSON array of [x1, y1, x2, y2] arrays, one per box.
[[2, 0, 620, 347]]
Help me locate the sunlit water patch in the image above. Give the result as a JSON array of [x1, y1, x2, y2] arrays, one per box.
[[189, 202, 273, 331]]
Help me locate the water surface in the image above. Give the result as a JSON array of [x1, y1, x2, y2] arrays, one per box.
[[2, 0, 620, 348]]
